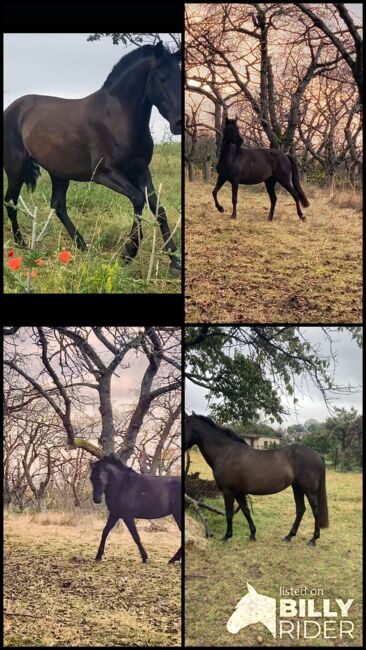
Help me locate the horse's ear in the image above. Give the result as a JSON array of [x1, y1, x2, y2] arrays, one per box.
[[247, 582, 256, 595], [174, 49, 181, 62], [225, 117, 230, 124], [154, 41, 165, 59]]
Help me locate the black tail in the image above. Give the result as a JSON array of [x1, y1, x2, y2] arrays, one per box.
[[288, 154, 309, 208], [23, 159, 41, 192], [318, 457, 329, 529]]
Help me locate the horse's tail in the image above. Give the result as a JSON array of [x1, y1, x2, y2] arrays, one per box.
[[318, 457, 329, 529], [23, 158, 41, 192], [288, 154, 309, 208]]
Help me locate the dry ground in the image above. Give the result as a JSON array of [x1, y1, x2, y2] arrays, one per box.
[[185, 181, 362, 323], [4, 511, 181, 647], [185, 452, 362, 647]]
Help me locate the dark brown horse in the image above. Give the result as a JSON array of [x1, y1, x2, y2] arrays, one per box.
[[4, 42, 181, 275], [185, 413, 328, 546], [90, 454, 181, 564], [212, 118, 309, 222]]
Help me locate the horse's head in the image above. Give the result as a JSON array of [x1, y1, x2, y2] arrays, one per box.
[[223, 117, 243, 147], [90, 458, 109, 504], [184, 412, 199, 450], [146, 42, 182, 135]]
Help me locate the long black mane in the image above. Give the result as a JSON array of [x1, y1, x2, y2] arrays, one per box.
[[102, 44, 171, 89], [195, 414, 247, 445], [99, 453, 136, 473]]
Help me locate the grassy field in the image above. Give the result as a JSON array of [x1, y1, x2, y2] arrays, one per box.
[[4, 511, 181, 646], [185, 451, 362, 647], [185, 180, 362, 322], [3, 143, 181, 294]]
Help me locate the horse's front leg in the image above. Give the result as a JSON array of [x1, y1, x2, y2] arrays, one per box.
[[212, 174, 226, 213], [139, 169, 181, 277], [230, 181, 238, 219], [123, 517, 148, 562], [92, 166, 145, 263], [96, 513, 119, 561], [222, 489, 234, 542]]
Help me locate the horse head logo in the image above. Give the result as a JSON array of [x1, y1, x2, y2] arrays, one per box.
[[227, 583, 276, 637]]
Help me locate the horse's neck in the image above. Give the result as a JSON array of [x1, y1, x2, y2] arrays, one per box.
[[218, 140, 237, 164], [196, 428, 231, 471], [108, 60, 153, 125]]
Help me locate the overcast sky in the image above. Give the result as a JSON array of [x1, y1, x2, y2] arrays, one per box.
[[4, 33, 181, 144], [185, 327, 363, 428]]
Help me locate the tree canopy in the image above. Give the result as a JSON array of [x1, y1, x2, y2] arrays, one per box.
[[185, 326, 361, 423]]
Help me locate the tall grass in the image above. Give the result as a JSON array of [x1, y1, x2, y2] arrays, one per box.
[[3, 142, 181, 294]]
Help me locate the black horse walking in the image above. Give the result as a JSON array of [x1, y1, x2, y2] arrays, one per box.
[[213, 117, 309, 222], [4, 42, 181, 274], [185, 413, 328, 546], [90, 454, 181, 563]]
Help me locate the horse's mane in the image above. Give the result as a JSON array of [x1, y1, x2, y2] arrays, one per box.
[[102, 44, 171, 89], [101, 454, 136, 473], [194, 414, 247, 445]]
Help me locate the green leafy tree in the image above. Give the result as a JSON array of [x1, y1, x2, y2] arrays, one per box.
[[325, 407, 362, 470], [185, 326, 361, 424]]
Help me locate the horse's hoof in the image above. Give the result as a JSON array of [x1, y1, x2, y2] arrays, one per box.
[[307, 540, 316, 547], [301, 217, 306, 223], [95, 556, 103, 562], [249, 537, 256, 542], [282, 536, 291, 543], [169, 260, 181, 277], [217, 206, 224, 213], [142, 557, 148, 563], [230, 215, 237, 219], [221, 536, 231, 543]]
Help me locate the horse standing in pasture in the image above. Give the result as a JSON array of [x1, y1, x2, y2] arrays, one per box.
[[4, 42, 182, 275], [90, 454, 181, 564], [185, 413, 329, 546], [212, 118, 309, 222]]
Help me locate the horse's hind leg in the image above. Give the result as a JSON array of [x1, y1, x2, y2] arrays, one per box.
[[235, 493, 256, 541], [168, 510, 182, 563], [212, 174, 226, 213], [282, 484, 305, 542], [50, 175, 87, 250], [278, 178, 305, 222], [305, 490, 320, 546], [123, 517, 148, 562], [265, 177, 277, 221], [4, 170, 27, 247]]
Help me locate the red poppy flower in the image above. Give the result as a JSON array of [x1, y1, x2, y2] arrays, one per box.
[[35, 258, 44, 266], [30, 269, 37, 279], [59, 251, 72, 263], [8, 256, 22, 271], [8, 250, 14, 258]]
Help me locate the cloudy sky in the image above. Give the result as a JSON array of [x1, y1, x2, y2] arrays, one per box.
[[185, 327, 363, 428], [4, 33, 181, 144]]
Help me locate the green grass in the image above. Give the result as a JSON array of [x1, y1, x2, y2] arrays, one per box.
[[3, 143, 181, 294], [185, 180, 362, 322], [185, 451, 362, 646]]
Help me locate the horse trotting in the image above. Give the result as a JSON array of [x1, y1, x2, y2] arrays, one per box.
[[212, 117, 309, 222], [4, 42, 182, 275], [90, 453, 181, 563], [184, 413, 328, 546]]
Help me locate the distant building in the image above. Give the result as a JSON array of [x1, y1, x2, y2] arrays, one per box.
[[243, 433, 282, 449]]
